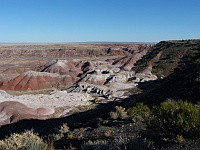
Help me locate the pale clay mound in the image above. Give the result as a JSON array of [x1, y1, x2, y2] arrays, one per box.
[[0, 90, 94, 126], [0, 90, 93, 110]]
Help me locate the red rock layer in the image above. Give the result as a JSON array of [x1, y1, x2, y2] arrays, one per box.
[[0, 60, 95, 91], [0, 71, 77, 91], [112, 48, 149, 70]]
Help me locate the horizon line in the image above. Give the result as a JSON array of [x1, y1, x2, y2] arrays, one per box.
[[0, 41, 157, 45]]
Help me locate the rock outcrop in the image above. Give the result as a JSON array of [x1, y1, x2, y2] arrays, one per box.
[[69, 82, 112, 99]]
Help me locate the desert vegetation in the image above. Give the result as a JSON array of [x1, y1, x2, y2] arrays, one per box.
[[0, 130, 53, 150]]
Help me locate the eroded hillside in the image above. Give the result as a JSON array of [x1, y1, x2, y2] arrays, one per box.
[[0, 43, 153, 126], [0, 40, 199, 149]]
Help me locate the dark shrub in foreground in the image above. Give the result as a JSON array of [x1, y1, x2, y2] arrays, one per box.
[[148, 100, 200, 136]]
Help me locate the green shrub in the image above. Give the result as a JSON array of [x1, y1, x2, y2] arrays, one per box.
[[53, 123, 70, 140], [0, 130, 52, 150], [59, 123, 70, 134], [127, 103, 150, 122], [109, 111, 118, 120], [109, 106, 128, 120], [175, 135, 184, 143], [148, 100, 200, 136]]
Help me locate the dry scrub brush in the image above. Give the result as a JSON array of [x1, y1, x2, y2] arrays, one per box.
[[109, 106, 128, 120], [0, 130, 53, 150]]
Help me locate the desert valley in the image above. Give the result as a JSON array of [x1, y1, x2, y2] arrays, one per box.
[[0, 40, 199, 149]]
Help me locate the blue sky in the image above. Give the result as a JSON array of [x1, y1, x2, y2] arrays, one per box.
[[0, 0, 200, 43]]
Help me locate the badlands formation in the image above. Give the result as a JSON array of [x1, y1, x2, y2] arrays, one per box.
[[0, 43, 158, 126]]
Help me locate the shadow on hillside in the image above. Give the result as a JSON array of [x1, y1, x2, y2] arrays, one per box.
[[0, 100, 124, 139], [0, 91, 144, 140], [136, 78, 164, 91], [124, 54, 200, 108]]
